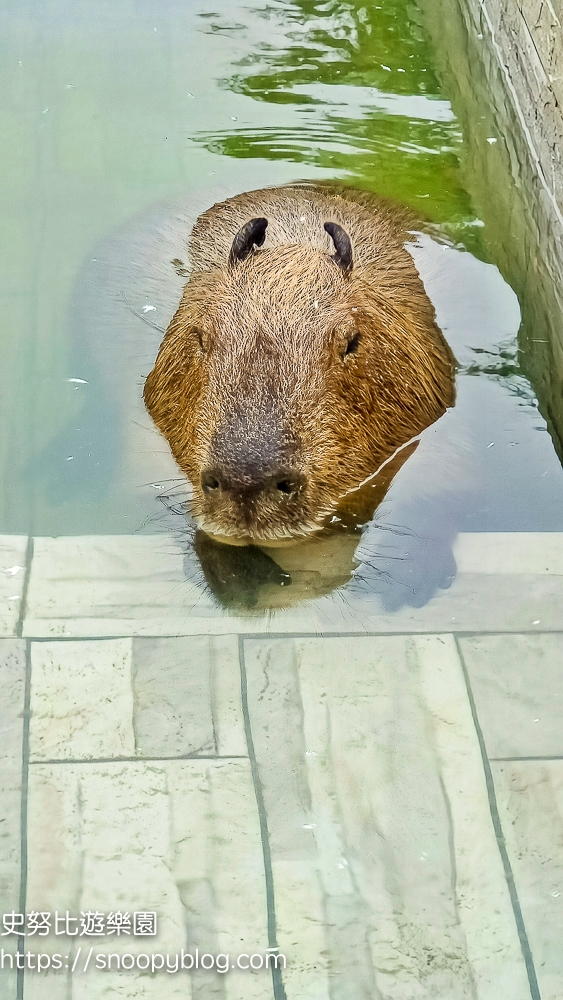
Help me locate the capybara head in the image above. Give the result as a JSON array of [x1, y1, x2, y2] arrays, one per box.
[[144, 185, 455, 543]]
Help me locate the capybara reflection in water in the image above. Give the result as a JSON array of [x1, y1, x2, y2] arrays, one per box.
[[144, 184, 456, 544]]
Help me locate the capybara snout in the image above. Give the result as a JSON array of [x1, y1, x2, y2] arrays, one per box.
[[144, 183, 456, 543]]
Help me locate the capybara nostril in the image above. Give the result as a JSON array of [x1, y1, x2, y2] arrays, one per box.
[[201, 470, 221, 493], [202, 466, 306, 500], [276, 479, 293, 494], [273, 472, 306, 497]]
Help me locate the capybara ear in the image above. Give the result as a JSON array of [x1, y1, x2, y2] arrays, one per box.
[[228, 217, 268, 267], [324, 221, 353, 274]]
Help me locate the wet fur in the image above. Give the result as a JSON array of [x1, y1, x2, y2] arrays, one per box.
[[144, 183, 456, 542]]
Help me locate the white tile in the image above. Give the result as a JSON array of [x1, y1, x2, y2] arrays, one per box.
[[492, 761, 563, 1000], [0, 536, 28, 636], [23, 535, 199, 638], [0, 641, 26, 908], [29, 640, 135, 761], [415, 636, 531, 997], [459, 633, 563, 757], [131, 634, 246, 758], [244, 635, 531, 999], [25, 759, 271, 1000], [168, 759, 271, 999], [22, 535, 317, 637], [269, 861, 328, 999], [25, 761, 187, 1000], [22, 533, 563, 637], [131, 637, 216, 757], [454, 531, 563, 574], [318, 572, 563, 633], [240, 640, 331, 998], [29, 636, 247, 765], [0, 959, 17, 1000], [208, 635, 247, 757]]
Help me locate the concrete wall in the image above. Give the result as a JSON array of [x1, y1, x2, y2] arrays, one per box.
[[421, 0, 563, 459], [482, 0, 563, 213]]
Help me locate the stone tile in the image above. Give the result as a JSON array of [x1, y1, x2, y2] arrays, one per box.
[[29, 640, 135, 762], [492, 761, 563, 1000], [132, 635, 246, 758], [0, 641, 26, 901], [24, 761, 186, 1000], [0, 640, 26, 1000], [207, 635, 247, 757], [22, 536, 316, 638], [0, 956, 18, 1000], [168, 760, 271, 999], [322, 571, 563, 633], [25, 759, 271, 1000], [0, 536, 28, 636], [28, 636, 246, 764], [24, 535, 197, 639], [21, 533, 563, 636], [132, 637, 215, 757], [453, 532, 563, 574], [459, 633, 563, 758], [243, 634, 531, 999]]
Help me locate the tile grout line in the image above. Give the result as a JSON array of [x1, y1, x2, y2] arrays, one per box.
[[15, 538, 34, 640], [455, 637, 542, 1000], [22, 628, 563, 642], [491, 756, 563, 762], [238, 636, 286, 1000], [29, 754, 249, 765], [16, 639, 32, 1000]]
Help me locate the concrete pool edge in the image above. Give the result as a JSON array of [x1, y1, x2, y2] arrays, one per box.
[[1, 532, 562, 638], [420, 0, 563, 472], [472, 0, 563, 223]]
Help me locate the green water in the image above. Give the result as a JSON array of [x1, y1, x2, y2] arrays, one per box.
[[194, 0, 474, 228], [1, 0, 562, 553]]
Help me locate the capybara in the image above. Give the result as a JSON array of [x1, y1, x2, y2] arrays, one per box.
[[143, 183, 456, 544]]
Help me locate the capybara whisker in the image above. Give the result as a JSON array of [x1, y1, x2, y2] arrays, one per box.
[[120, 290, 166, 334]]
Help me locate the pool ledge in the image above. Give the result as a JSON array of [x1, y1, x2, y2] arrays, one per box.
[[2, 532, 562, 638]]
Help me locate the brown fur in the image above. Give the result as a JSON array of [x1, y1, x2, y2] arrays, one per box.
[[144, 183, 455, 542]]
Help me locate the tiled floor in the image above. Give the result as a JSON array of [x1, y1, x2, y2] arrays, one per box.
[[1, 533, 563, 999]]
